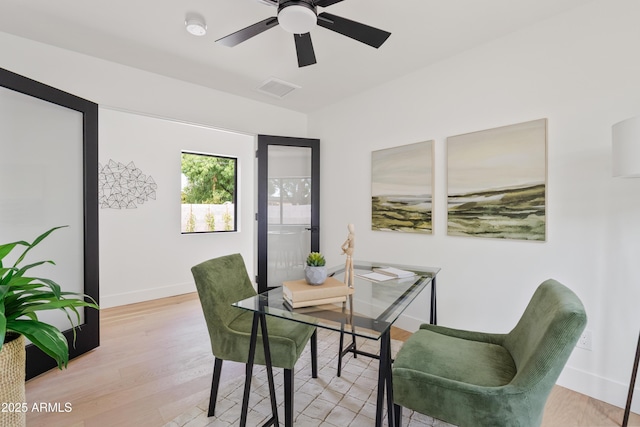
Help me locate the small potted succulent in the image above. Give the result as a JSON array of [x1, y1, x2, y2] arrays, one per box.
[[304, 252, 327, 286]]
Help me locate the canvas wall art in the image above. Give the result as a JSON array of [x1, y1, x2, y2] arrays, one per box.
[[371, 140, 433, 233], [447, 118, 547, 241]]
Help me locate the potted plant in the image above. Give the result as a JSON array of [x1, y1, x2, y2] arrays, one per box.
[[0, 226, 99, 426], [304, 252, 327, 286]]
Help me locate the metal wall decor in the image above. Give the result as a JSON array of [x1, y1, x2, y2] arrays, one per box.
[[98, 160, 157, 209]]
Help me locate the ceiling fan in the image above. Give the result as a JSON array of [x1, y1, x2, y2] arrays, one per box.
[[216, 0, 391, 68]]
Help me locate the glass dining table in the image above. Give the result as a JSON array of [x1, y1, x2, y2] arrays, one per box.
[[233, 260, 440, 427]]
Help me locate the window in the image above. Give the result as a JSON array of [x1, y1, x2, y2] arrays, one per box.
[[181, 151, 237, 233], [268, 177, 312, 225]]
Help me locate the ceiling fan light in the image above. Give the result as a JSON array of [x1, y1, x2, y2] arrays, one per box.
[[185, 18, 207, 36], [278, 2, 317, 34]]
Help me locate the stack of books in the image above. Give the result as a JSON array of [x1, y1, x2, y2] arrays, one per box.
[[283, 277, 352, 308]]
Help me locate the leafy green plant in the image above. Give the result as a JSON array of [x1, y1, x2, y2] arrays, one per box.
[[181, 152, 236, 204], [223, 206, 233, 231], [306, 252, 326, 267], [205, 208, 216, 231], [0, 226, 99, 369], [186, 205, 196, 232]]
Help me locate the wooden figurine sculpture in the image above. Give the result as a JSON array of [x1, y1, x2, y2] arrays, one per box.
[[341, 223, 355, 288]]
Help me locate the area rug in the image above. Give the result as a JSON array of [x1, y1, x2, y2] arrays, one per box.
[[165, 329, 454, 427]]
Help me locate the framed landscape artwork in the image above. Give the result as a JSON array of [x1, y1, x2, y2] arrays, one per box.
[[371, 140, 433, 233], [447, 119, 547, 241]]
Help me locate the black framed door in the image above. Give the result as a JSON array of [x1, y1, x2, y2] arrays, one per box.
[[257, 135, 320, 293], [0, 68, 99, 379]]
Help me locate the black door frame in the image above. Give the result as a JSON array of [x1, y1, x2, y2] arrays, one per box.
[[256, 135, 320, 293], [0, 67, 100, 379]]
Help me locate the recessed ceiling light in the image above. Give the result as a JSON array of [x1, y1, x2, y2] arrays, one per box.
[[185, 17, 207, 36]]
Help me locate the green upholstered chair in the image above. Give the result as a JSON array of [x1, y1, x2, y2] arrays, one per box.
[[392, 279, 587, 427], [191, 253, 317, 426]]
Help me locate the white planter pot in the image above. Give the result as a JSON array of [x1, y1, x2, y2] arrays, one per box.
[[304, 266, 327, 286]]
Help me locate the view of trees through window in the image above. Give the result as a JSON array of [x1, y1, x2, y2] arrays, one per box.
[[268, 178, 312, 224], [181, 151, 237, 233]]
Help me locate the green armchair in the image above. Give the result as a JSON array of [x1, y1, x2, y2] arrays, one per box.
[[191, 253, 317, 426], [392, 279, 587, 427]]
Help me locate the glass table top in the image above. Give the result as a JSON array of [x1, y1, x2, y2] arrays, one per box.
[[234, 260, 440, 340]]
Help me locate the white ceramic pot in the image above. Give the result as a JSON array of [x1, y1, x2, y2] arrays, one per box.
[[304, 266, 327, 286]]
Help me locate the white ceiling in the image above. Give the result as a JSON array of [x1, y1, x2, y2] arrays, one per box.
[[0, 0, 592, 113]]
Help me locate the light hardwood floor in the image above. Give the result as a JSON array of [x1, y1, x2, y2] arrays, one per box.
[[25, 293, 640, 427]]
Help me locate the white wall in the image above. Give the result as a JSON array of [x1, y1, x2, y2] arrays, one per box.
[[309, 0, 640, 411], [98, 108, 256, 307], [0, 31, 308, 306]]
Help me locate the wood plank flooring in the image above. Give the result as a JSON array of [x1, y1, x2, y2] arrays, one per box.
[[24, 293, 640, 426]]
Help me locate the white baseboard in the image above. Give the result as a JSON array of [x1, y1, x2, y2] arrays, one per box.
[[394, 311, 430, 332], [558, 365, 639, 414], [100, 281, 196, 309], [395, 312, 639, 414]]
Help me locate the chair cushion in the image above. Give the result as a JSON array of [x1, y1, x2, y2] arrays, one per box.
[[226, 310, 316, 369], [394, 328, 517, 387]]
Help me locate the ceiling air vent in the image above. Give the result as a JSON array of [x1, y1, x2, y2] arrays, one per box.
[[256, 77, 300, 99]]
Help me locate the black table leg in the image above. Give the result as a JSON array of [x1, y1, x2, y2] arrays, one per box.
[[338, 293, 358, 377], [311, 329, 318, 378], [430, 276, 437, 325], [375, 329, 394, 427], [240, 314, 258, 427], [385, 331, 395, 427], [259, 312, 279, 427], [623, 330, 640, 427], [240, 312, 278, 427], [349, 293, 357, 359], [394, 404, 402, 427], [338, 322, 345, 377]]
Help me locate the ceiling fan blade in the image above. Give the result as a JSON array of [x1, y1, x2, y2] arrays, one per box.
[[317, 12, 391, 48], [294, 33, 317, 67], [216, 17, 279, 47], [314, 0, 344, 7]]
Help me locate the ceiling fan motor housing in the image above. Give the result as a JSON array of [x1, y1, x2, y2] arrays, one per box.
[[278, 0, 318, 34]]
